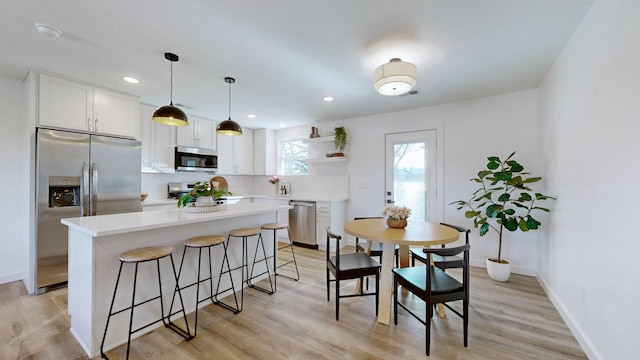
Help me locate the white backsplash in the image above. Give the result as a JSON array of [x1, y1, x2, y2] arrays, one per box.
[[142, 173, 349, 201]]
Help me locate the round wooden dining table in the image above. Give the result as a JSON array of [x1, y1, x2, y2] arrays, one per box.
[[344, 218, 459, 325]]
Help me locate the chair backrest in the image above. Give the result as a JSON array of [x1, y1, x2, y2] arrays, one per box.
[[326, 227, 343, 267], [440, 222, 471, 245], [354, 217, 383, 248], [422, 244, 470, 294]]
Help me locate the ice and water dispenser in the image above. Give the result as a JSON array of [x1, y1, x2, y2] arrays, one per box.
[[48, 176, 81, 208]]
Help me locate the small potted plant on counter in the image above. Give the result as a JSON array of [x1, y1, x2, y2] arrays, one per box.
[[450, 151, 555, 282], [177, 181, 231, 208]]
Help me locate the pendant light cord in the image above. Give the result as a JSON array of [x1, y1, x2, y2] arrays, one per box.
[[169, 61, 174, 106], [228, 81, 232, 118]]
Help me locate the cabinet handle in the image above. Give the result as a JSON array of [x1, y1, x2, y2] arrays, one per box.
[[87, 118, 92, 131], [94, 118, 98, 132]]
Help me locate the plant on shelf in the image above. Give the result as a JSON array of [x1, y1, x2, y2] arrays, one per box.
[[177, 181, 231, 207], [382, 205, 412, 228], [268, 176, 280, 184], [450, 151, 555, 281], [333, 126, 347, 156]]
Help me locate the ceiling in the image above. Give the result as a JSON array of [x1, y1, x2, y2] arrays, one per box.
[[1, 0, 593, 130]]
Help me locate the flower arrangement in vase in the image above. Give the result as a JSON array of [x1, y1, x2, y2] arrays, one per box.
[[268, 176, 280, 195], [382, 205, 412, 228]]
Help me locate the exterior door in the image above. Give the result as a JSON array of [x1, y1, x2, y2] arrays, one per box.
[[385, 130, 437, 222]]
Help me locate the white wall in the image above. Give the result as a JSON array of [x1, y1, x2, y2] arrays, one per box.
[[276, 89, 540, 275], [0, 75, 29, 284], [538, 1, 640, 358]]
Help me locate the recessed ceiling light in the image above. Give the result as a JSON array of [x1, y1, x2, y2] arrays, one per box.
[[247, 114, 256, 119], [34, 22, 62, 38], [122, 76, 139, 84], [323, 96, 334, 102], [279, 124, 287, 128]]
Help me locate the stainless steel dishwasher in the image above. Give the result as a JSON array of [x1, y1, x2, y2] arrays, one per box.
[[288, 200, 317, 248]]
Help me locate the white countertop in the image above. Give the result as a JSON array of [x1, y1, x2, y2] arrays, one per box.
[[61, 202, 290, 237]]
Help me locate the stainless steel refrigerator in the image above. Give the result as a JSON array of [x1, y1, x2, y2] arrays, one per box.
[[35, 128, 141, 293]]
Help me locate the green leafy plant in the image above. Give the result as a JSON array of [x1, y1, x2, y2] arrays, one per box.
[[177, 181, 231, 207], [451, 152, 556, 263], [334, 126, 347, 154]]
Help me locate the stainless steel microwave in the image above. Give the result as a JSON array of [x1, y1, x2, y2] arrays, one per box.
[[175, 146, 217, 172]]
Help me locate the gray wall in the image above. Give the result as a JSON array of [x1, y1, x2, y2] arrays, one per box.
[[538, 0, 640, 358], [0, 75, 29, 284]]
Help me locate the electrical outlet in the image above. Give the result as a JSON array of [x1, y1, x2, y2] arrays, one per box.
[[581, 286, 588, 304]]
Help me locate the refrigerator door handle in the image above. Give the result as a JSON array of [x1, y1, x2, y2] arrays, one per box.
[[82, 162, 89, 216], [90, 162, 98, 216]]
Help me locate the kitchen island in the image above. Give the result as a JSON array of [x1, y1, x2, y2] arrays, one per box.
[[61, 202, 290, 357]]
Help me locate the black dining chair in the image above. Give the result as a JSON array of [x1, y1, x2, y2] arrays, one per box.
[[411, 222, 470, 270], [326, 227, 381, 321], [393, 244, 470, 356], [354, 217, 399, 289]]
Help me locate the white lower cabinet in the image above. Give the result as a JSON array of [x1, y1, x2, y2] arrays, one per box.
[[316, 200, 347, 251]]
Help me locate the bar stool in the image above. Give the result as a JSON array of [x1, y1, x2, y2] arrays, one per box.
[[261, 223, 300, 292], [226, 227, 275, 312], [100, 246, 191, 360], [169, 235, 240, 337]]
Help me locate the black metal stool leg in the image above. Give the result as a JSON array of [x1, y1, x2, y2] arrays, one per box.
[[100, 262, 124, 359], [248, 233, 275, 294], [125, 262, 139, 359], [165, 254, 192, 340], [214, 238, 240, 313], [275, 227, 300, 281]]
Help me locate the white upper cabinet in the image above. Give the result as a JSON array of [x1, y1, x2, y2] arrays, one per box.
[[140, 104, 175, 173], [253, 129, 276, 175], [37, 73, 139, 139], [217, 129, 254, 175], [176, 116, 217, 150]]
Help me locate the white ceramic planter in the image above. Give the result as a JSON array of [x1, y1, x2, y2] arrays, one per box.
[[486, 258, 511, 282], [195, 196, 215, 207]]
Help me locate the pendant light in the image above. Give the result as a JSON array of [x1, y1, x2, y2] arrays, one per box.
[[216, 77, 243, 136], [152, 52, 189, 126]]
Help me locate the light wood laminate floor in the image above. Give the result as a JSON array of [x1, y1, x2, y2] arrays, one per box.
[[0, 246, 586, 359]]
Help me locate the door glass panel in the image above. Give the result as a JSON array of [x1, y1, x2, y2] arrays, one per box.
[[385, 131, 437, 222]]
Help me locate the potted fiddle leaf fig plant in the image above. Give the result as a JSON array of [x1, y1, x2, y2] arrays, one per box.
[[177, 181, 231, 208], [451, 152, 555, 282], [333, 126, 347, 157]]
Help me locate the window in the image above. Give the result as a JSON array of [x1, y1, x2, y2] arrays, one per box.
[[280, 139, 308, 175]]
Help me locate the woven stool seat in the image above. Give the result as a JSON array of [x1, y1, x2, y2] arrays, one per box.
[[229, 228, 261, 237], [119, 246, 173, 263], [185, 235, 226, 248], [261, 222, 288, 230]]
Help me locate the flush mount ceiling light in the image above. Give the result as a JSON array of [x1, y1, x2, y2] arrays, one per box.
[[152, 52, 188, 126], [34, 22, 62, 38], [216, 77, 243, 136], [373, 58, 417, 96]]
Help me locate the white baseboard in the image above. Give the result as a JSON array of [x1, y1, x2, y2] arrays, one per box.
[[537, 276, 600, 360], [470, 258, 536, 277], [0, 272, 24, 286]]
